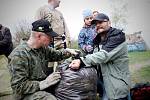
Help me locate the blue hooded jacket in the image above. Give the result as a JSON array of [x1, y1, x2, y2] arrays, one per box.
[[78, 26, 97, 53]]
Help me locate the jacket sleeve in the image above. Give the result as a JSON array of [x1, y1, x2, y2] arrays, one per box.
[[8, 54, 40, 95], [0, 28, 12, 48], [46, 47, 71, 62], [78, 30, 86, 50], [81, 42, 126, 67]]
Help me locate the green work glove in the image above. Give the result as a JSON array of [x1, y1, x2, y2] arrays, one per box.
[[39, 72, 61, 90]]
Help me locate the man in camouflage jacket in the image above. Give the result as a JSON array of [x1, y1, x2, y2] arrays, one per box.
[[8, 19, 76, 100]]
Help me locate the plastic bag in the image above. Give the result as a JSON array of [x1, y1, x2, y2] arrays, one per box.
[[55, 61, 97, 100]]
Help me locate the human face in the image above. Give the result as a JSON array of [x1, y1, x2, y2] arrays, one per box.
[[95, 20, 110, 33], [93, 11, 99, 19], [84, 16, 93, 26], [53, 0, 60, 8], [40, 33, 53, 47]]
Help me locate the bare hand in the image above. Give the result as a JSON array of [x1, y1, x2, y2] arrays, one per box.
[[85, 45, 93, 52], [69, 59, 81, 69]]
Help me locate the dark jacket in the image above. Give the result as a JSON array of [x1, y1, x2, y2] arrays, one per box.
[[93, 27, 125, 52], [81, 42, 131, 99], [80, 27, 131, 99], [0, 26, 13, 57]]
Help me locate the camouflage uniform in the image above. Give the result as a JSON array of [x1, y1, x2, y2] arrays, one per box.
[[35, 5, 71, 49], [8, 40, 71, 100], [35, 5, 71, 68]]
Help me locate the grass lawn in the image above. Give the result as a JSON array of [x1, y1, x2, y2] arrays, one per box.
[[128, 50, 150, 86], [128, 50, 150, 65]]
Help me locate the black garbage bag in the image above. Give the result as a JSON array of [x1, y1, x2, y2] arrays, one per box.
[[55, 60, 97, 100]]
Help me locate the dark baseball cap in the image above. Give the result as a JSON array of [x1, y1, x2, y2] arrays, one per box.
[[32, 19, 58, 37], [91, 13, 109, 25]]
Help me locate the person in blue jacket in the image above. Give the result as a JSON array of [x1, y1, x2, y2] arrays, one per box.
[[78, 9, 97, 55]]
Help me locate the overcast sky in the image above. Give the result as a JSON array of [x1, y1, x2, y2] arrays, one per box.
[[0, 0, 150, 47]]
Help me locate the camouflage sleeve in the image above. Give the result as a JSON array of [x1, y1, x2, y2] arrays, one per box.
[[46, 47, 71, 62], [8, 54, 40, 95]]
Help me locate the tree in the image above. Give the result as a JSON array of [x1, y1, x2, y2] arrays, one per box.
[[13, 20, 31, 47], [109, 0, 128, 30], [70, 39, 79, 49]]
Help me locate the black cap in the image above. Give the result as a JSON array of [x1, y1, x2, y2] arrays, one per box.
[[32, 19, 58, 37], [91, 13, 109, 25]]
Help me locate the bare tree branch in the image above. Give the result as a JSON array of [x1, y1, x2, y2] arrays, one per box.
[[13, 20, 31, 47]]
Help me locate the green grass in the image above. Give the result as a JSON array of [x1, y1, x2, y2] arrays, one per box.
[[131, 65, 150, 85], [128, 50, 150, 85], [70, 40, 79, 49], [138, 65, 150, 81], [128, 50, 150, 65]]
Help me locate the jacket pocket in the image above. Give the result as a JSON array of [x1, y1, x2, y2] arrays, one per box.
[[109, 73, 130, 98]]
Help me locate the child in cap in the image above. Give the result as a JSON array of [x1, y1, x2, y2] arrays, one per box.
[[78, 9, 97, 55]]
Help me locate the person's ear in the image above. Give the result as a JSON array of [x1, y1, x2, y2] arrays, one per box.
[[36, 32, 41, 40], [83, 19, 85, 23]]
